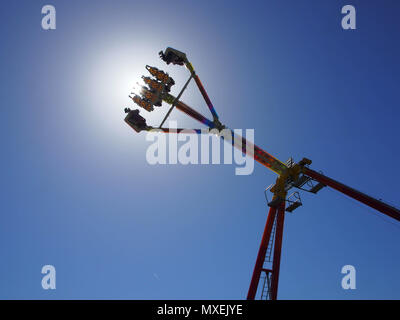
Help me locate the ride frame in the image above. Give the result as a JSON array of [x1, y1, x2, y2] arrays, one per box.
[[124, 48, 400, 300]]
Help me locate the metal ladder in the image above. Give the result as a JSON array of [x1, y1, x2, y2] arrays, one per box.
[[265, 216, 276, 263], [260, 272, 272, 300], [260, 216, 277, 299]]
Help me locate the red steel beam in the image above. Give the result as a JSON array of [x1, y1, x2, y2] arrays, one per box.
[[304, 167, 400, 222], [247, 205, 277, 300], [174, 100, 215, 128], [172, 99, 288, 175], [270, 201, 286, 300], [193, 74, 219, 121]]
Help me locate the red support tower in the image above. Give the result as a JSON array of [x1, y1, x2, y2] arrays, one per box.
[[247, 200, 286, 300], [247, 204, 277, 300], [270, 201, 286, 300]]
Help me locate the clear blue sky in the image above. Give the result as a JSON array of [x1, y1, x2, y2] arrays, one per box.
[[1, 0, 400, 299]]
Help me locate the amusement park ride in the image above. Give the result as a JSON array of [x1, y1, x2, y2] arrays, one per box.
[[123, 47, 400, 300]]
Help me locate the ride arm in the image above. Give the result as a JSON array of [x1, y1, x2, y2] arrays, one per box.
[[162, 94, 288, 176], [303, 167, 400, 222]]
